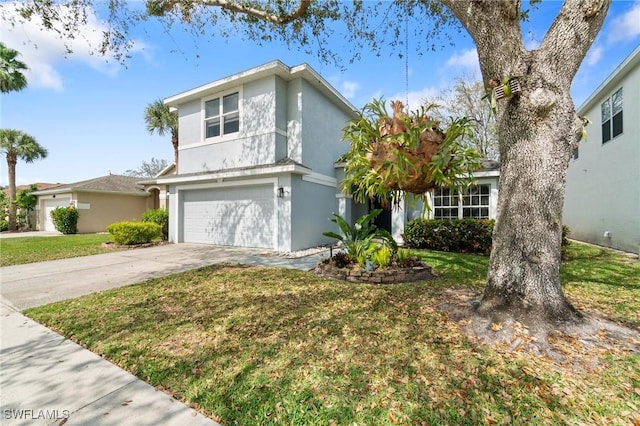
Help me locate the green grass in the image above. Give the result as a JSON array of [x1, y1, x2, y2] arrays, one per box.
[[0, 234, 116, 266], [561, 243, 640, 327], [25, 243, 639, 425]]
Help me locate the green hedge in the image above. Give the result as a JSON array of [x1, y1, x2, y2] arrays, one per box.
[[50, 206, 79, 234], [403, 218, 494, 255], [106, 221, 162, 245], [142, 209, 168, 240]]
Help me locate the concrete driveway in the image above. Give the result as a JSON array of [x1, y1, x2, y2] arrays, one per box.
[[1, 243, 328, 310]]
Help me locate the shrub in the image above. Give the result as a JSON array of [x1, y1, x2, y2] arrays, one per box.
[[403, 218, 494, 255], [50, 206, 79, 234], [0, 219, 8, 232], [107, 221, 162, 245], [142, 208, 169, 240]]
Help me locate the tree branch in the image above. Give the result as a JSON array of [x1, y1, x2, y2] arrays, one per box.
[[155, 0, 311, 25], [538, 0, 611, 84], [441, 0, 525, 84]]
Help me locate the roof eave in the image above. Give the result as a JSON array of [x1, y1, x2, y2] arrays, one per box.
[[156, 163, 311, 185], [577, 45, 640, 114], [164, 60, 358, 118]]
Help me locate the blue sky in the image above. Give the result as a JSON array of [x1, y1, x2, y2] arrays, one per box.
[[1, 0, 639, 186]]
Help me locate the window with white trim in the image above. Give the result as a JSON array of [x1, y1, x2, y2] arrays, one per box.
[[433, 184, 491, 219], [204, 92, 239, 139], [601, 87, 623, 144]]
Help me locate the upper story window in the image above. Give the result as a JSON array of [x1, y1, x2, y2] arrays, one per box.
[[204, 92, 239, 139], [601, 87, 623, 144], [433, 184, 491, 219]]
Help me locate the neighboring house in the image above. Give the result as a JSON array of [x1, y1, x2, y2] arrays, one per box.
[[144, 61, 502, 251], [33, 174, 153, 233], [1, 183, 61, 230], [564, 45, 639, 255]]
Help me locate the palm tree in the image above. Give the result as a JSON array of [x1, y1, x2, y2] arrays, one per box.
[[0, 42, 28, 93], [144, 100, 179, 171], [0, 130, 48, 231]]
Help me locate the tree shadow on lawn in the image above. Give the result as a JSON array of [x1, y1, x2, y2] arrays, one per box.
[[26, 262, 640, 425]]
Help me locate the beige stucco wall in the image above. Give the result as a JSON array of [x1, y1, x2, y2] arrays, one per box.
[[75, 192, 151, 233]]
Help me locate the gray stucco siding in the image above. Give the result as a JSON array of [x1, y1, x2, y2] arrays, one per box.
[[177, 76, 281, 174], [290, 175, 338, 251], [286, 79, 303, 164], [177, 99, 202, 148], [299, 80, 352, 176], [564, 53, 639, 254], [179, 133, 277, 173]]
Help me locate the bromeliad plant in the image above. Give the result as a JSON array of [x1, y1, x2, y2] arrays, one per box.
[[340, 98, 482, 209], [323, 209, 398, 268]]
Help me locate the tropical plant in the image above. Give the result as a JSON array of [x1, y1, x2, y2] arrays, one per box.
[[0, 42, 28, 93], [371, 245, 393, 268], [395, 248, 413, 264], [341, 98, 482, 210], [144, 100, 179, 170], [14, 184, 37, 229], [323, 209, 398, 267], [0, 129, 48, 231]]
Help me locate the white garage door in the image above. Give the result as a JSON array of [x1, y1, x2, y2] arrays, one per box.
[[182, 185, 275, 248], [44, 199, 71, 231]]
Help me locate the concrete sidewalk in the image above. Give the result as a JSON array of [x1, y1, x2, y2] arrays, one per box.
[[1, 299, 218, 426], [0, 243, 329, 425]]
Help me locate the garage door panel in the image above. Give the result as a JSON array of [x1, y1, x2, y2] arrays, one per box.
[[182, 185, 274, 248]]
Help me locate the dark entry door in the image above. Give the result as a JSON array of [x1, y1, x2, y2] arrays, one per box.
[[370, 198, 392, 233]]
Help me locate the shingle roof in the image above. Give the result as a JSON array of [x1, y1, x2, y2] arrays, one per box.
[[33, 175, 147, 195]]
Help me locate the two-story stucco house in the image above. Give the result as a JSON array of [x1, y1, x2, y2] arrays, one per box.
[[153, 61, 358, 251], [564, 45, 640, 254], [150, 61, 503, 252]]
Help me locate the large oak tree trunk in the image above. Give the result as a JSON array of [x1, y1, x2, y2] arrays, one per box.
[[443, 0, 611, 326], [479, 90, 582, 323]]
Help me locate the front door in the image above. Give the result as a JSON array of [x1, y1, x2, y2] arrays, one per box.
[[370, 198, 392, 233]]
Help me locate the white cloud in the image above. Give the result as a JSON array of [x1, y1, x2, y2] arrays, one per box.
[[607, 1, 640, 43], [1, 3, 147, 90], [446, 48, 480, 74], [340, 80, 361, 99], [389, 86, 441, 112], [585, 45, 604, 67]]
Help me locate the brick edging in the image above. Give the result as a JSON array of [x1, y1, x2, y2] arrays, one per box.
[[314, 262, 437, 283]]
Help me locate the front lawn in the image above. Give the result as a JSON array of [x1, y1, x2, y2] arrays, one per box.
[[25, 243, 639, 425], [0, 234, 116, 266]]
